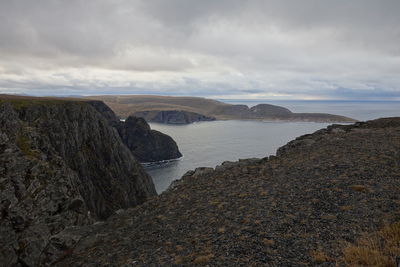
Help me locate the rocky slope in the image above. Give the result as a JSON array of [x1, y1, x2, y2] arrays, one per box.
[[86, 95, 356, 123], [86, 100, 182, 162], [133, 110, 215, 124], [0, 96, 157, 265], [56, 117, 400, 266]]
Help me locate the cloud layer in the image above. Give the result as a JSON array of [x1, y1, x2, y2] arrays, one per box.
[[1, 0, 399, 99]]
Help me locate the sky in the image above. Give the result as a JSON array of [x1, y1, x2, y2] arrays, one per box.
[[0, 0, 400, 100]]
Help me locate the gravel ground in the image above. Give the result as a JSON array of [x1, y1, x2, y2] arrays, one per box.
[[58, 118, 400, 266]]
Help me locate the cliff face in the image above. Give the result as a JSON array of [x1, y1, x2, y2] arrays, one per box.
[[117, 116, 182, 162], [86, 101, 182, 162], [133, 110, 216, 124], [58, 117, 400, 266], [0, 98, 157, 265]]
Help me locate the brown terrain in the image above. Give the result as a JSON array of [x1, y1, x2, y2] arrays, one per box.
[[85, 95, 356, 123], [57, 117, 400, 266]]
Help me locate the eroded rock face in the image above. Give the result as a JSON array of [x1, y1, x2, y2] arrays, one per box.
[[86, 102, 182, 162], [117, 116, 182, 162], [133, 110, 216, 124], [0, 100, 156, 265]]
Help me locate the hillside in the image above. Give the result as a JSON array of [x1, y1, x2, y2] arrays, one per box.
[[56, 117, 400, 266], [85, 95, 356, 123]]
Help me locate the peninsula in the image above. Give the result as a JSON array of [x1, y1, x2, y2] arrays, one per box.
[[85, 95, 356, 124]]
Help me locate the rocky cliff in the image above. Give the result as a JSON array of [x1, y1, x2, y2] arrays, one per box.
[[117, 116, 182, 162], [133, 110, 215, 124], [56, 117, 400, 266], [0, 96, 157, 265], [86, 101, 182, 162]]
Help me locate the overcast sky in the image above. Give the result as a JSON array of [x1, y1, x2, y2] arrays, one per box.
[[0, 0, 399, 100]]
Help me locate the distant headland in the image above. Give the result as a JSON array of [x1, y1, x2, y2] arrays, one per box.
[[85, 95, 356, 124]]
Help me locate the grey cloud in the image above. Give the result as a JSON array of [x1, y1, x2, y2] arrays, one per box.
[[2, 0, 399, 58], [0, 0, 399, 99]]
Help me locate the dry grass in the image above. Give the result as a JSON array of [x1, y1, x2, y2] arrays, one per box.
[[321, 214, 337, 220], [193, 254, 214, 264], [342, 221, 400, 266], [348, 185, 368, 192], [173, 256, 184, 264], [217, 227, 226, 233], [262, 238, 275, 246], [310, 249, 332, 263], [340, 205, 352, 211]]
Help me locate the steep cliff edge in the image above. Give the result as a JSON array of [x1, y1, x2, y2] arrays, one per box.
[[86, 101, 182, 162], [133, 110, 215, 124], [0, 96, 157, 265], [117, 116, 182, 162], [58, 117, 399, 266]]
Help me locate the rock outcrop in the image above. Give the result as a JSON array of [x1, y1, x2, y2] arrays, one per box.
[[57, 117, 400, 266], [0, 96, 157, 265], [85, 101, 182, 162], [117, 116, 182, 162], [133, 110, 215, 124]]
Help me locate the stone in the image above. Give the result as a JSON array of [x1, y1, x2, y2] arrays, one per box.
[[86, 101, 182, 163], [0, 97, 157, 265]]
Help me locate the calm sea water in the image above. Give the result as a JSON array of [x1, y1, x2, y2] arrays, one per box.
[[146, 101, 400, 193]]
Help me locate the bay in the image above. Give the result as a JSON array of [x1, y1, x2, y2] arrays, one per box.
[[145, 100, 400, 193]]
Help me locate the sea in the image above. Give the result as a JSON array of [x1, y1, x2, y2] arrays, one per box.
[[145, 100, 400, 193]]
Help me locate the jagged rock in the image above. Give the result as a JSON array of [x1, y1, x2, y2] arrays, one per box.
[[0, 97, 157, 265], [133, 110, 216, 124], [116, 116, 182, 162], [86, 102, 182, 162]]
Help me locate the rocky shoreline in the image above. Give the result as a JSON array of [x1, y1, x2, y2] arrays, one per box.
[[56, 117, 400, 266]]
